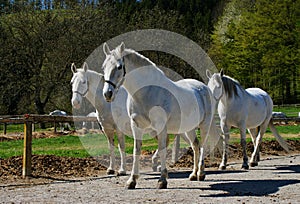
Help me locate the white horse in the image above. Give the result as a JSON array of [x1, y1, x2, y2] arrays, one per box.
[[71, 63, 128, 175], [83, 111, 98, 130], [206, 70, 289, 170], [102, 42, 219, 189], [49, 110, 71, 131], [71, 63, 184, 174]]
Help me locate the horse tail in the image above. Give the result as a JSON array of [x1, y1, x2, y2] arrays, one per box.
[[268, 119, 290, 152]]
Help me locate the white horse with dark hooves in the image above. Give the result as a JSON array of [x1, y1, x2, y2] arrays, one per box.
[[71, 63, 128, 176], [71, 63, 185, 175], [102, 42, 220, 189], [206, 70, 289, 170]]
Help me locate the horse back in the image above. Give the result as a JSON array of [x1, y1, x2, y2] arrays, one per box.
[[245, 88, 273, 127]]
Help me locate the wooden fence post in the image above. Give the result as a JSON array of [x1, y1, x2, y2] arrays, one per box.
[[3, 123, 7, 135], [54, 121, 57, 133], [23, 119, 32, 178]]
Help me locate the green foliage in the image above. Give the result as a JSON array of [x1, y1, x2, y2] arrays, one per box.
[[210, 0, 299, 104], [0, 7, 117, 114], [0, 1, 221, 115]]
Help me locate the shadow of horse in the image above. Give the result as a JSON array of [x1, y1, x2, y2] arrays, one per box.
[[143, 164, 300, 196], [200, 179, 299, 197]]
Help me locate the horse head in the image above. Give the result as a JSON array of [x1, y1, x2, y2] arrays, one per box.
[[206, 69, 224, 101], [102, 42, 126, 102], [70, 62, 89, 109]]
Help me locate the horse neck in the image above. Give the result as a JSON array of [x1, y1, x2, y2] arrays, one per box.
[[123, 49, 157, 73], [219, 77, 244, 107], [123, 50, 167, 95], [85, 70, 106, 109]]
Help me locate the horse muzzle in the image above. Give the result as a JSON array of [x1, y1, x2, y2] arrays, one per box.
[[104, 89, 114, 102], [103, 83, 117, 102], [71, 97, 81, 109]]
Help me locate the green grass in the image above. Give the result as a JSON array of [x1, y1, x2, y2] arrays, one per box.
[[229, 136, 300, 144], [0, 133, 171, 159], [0, 124, 299, 159], [0, 123, 24, 133], [273, 106, 300, 117], [230, 125, 300, 135], [0, 123, 73, 133]]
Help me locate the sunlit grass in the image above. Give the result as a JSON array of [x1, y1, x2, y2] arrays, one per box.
[[0, 125, 298, 159]]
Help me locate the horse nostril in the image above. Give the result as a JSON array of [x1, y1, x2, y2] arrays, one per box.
[[72, 100, 81, 109], [105, 90, 113, 99]]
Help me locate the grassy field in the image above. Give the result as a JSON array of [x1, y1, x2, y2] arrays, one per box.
[[273, 106, 300, 117], [0, 105, 299, 159], [0, 125, 299, 159]]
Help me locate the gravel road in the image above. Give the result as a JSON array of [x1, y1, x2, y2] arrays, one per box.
[[1, 153, 299, 203]]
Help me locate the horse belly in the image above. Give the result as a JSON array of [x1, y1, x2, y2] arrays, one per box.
[[167, 105, 203, 134]]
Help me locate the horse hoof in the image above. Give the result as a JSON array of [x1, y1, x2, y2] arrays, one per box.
[[117, 171, 126, 176], [107, 169, 115, 175], [198, 174, 206, 181], [152, 165, 161, 172], [189, 174, 197, 181], [126, 181, 136, 189], [250, 162, 258, 167], [152, 166, 159, 172], [157, 180, 167, 189], [241, 165, 249, 170], [219, 165, 226, 170]]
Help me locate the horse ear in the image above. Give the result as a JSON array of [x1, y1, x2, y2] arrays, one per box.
[[83, 62, 88, 72], [120, 42, 125, 53], [103, 42, 110, 56], [220, 69, 224, 76], [71, 63, 77, 73], [206, 69, 212, 79]]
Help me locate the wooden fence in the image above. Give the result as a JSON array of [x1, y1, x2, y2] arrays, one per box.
[[0, 114, 98, 178]]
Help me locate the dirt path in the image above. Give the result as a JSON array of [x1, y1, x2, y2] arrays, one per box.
[[1, 153, 299, 203]]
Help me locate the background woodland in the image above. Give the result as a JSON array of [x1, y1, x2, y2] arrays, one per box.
[[0, 0, 299, 115]]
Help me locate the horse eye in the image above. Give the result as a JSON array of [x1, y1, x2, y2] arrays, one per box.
[[117, 64, 122, 70], [82, 80, 86, 84]]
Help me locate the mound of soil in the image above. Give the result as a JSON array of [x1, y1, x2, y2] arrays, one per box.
[[173, 139, 300, 168], [0, 155, 106, 181]]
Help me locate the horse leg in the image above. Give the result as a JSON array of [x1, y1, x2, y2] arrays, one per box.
[[157, 128, 168, 189], [185, 130, 200, 181], [152, 135, 170, 172], [248, 127, 260, 165], [106, 129, 116, 174], [197, 119, 214, 181], [240, 125, 249, 170], [219, 123, 230, 170], [250, 123, 267, 167], [151, 149, 160, 172], [126, 123, 143, 189], [116, 130, 126, 176]]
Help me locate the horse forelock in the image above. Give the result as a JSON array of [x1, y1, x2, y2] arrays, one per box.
[[221, 75, 241, 98]]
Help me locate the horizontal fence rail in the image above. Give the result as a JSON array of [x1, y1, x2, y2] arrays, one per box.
[[0, 114, 98, 124]]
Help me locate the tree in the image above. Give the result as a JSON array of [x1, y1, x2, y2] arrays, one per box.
[[209, 0, 299, 104], [0, 5, 117, 115]]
